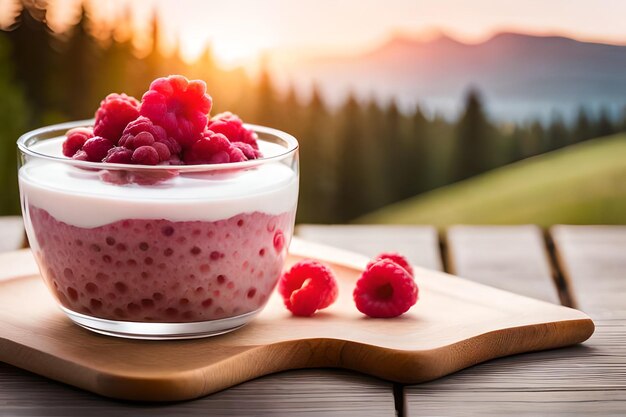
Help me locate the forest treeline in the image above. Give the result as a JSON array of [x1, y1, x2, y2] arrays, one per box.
[[1, 1, 625, 222]]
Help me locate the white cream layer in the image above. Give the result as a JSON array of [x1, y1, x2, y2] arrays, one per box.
[[19, 138, 298, 228]]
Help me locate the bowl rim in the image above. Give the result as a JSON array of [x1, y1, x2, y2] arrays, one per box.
[[17, 119, 299, 172]]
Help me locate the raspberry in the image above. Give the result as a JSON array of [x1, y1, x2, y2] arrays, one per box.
[[119, 116, 176, 151], [72, 150, 89, 161], [184, 131, 235, 164], [63, 127, 93, 157], [82, 137, 113, 162], [228, 145, 247, 162], [93, 93, 140, 143], [278, 260, 338, 316], [103, 146, 133, 164], [367, 252, 414, 277], [140, 75, 212, 149], [232, 141, 262, 160], [208, 112, 260, 150], [132, 146, 160, 165], [116, 116, 177, 164], [353, 259, 418, 318]]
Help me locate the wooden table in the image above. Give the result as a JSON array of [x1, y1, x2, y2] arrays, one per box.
[[1, 222, 624, 416]]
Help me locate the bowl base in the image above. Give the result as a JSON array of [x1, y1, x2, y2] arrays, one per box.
[[60, 306, 261, 340]]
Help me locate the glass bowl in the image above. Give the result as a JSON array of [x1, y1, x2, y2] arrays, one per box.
[[17, 120, 299, 340]]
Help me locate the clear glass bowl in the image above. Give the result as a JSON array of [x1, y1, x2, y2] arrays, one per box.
[[17, 120, 299, 340]]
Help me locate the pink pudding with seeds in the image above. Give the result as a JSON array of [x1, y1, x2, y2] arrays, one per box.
[[18, 126, 299, 339]]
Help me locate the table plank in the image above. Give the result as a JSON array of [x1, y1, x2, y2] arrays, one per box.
[[296, 224, 442, 270], [446, 225, 560, 303], [552, 225, 626, 319], [406, 225, 626, 416], [0, 215, 25, 253], [0, 364, 396, 416]]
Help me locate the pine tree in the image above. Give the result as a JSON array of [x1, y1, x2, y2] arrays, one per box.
[[5, 0, 54, 122], [595, 107, 614, 138], [254, 63, 278, 126], [454, 89, 492, 181], [296, 84, 328, 223], [0, 36, 29, 215], [143, 10, 165, 84], [545, 113, 568, 152], [335, 94, 365, 221], [573, 107, 592, 143], [60, 4, 100, 119], [408, 105, 430, 194]]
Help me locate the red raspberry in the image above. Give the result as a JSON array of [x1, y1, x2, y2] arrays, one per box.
[[103, 146, 133, 164], [72, 150, 89, 161], [140, 75, 212, 149], [353, 259, 418, 318], [132, 146, 160, 165], [184, 131, 234, 164], [93, 93, 140, 143], [367, 252, 414, 277], [278, 260, 338, 316], [232, 141, 262, 160], [228, 145, 247, 162], [119, 116, 175, 150], [208, 112, 260, 150], [63, 127, 93, 157], [82, 136, 113, 162]]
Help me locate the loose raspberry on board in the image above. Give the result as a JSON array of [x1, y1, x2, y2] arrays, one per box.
[[279, 260, 338, 316], [353, 259, 418, 318]]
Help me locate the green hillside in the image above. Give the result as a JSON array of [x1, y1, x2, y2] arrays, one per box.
[[357, 134, 626, 227]]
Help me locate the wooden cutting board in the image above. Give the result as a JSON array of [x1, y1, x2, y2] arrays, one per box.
[[0, 239, 594, 402]]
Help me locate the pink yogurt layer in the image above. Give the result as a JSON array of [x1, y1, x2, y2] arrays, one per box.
[[28, 205, 295, 322]]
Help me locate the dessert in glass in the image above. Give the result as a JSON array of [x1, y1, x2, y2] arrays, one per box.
[[17, 76, 299, 339]]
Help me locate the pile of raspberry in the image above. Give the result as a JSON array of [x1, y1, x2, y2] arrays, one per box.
[[279, 252, 419, 318], [62, 75, 262, 166]]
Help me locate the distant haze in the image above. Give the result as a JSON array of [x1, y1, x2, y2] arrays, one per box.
[[273, 32, 626, 122]]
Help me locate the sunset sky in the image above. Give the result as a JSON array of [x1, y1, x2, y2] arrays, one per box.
[[13, 0, 626, 66]]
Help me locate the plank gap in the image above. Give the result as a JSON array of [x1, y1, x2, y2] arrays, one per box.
[[393, 383, 404, 417], [543, 230, 575, 308], [438, 230, 452, 274]]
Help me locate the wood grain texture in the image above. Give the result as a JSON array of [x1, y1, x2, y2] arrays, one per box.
[[0, 239, 593, 401], [0, 363, 395, 416], [296, 224, 442, 270], [405, 320, 626, 416], [406, 226, 626, 417], [446, 225, 559, 303], [0, 215, 26, 252], [552, 225, 626, 319]]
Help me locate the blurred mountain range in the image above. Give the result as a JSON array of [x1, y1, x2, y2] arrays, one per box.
[[278, 32, 626, 121]]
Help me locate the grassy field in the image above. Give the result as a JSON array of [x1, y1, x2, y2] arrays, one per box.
[[357, 134, 626, 227]]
